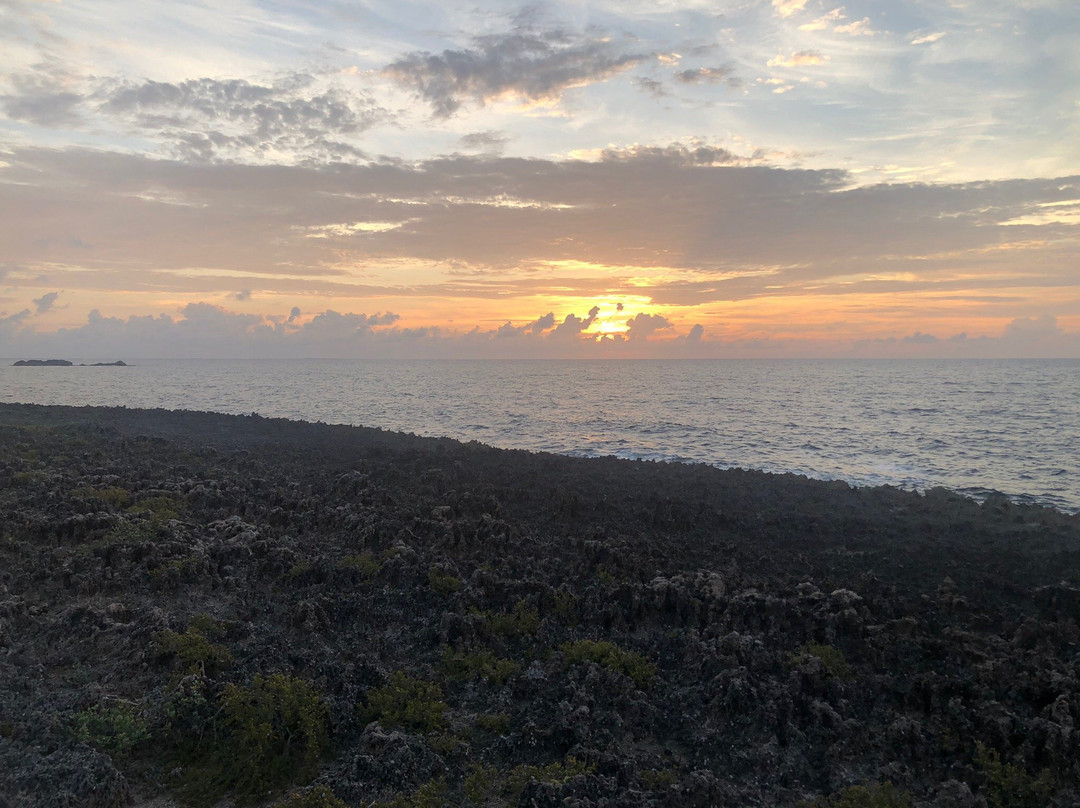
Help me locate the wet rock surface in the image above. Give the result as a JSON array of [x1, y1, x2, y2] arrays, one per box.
[[0, 402, 1078, 807]]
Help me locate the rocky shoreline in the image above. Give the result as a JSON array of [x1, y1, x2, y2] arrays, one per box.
[[1, 402, 1078, 807]]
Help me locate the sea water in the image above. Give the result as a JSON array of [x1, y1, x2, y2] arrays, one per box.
[[2, 358, 1077, 513]]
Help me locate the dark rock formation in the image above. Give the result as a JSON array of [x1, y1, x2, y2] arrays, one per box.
[[12, 359, 73, 366], [0, 403, 1077, 807]]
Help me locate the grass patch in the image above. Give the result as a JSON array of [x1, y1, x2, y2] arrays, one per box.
[[474, 712, 511, 735], [73, 701, 149, 755], [272, 786, 348, 808], [472, 599, 539, 638], [363, 671, 448, 733], [378, 779, 448, 808], [428, 567, 462, 596], [464, 757, 594, 803], [73, 485, 132, 507], [153, 625, 233, 676], [559, 639, 657, 688], [337, 552, 382, 578], [800, 782, 913, 807], [789, 642, 852, 681], [441, 647, 518, 685]]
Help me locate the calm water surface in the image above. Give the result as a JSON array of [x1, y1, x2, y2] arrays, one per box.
[[2, 358, 1077, 513]]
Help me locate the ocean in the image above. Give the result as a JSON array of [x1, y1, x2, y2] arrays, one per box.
[[2, 358, 1077, 513]]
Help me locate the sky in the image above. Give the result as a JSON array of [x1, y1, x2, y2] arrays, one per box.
[[1, 0, 1078, 359]]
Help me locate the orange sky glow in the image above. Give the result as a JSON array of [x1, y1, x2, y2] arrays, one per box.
[[1, 0, 1077, 358]]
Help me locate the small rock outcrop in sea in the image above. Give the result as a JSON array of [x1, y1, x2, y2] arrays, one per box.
[[12, 358, 73, 366], [0, 402, 1077, 807], [10, 359, 127, 366]]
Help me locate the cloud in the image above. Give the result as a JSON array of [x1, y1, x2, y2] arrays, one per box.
[[0, 310, 32, 335], [674, 66, 737, 86], [99, 75, 381, 162], [768, 51, 829, 68], [3, 146, 1078, 317], [849, 316, 1079, 359], [633, 77, 668, 98], [799, 8, 847, 32], [459, 131, 510, 153], [598, 142, 740, 166], [797, 8, 878, 36], [3, 300, 1076, 360], [1003, 314, 1061, 339], [32, 291, 60, 314], [234, 289, 252, 301], [1, 78, 83, 127], [550, 306, 599, 339], [382, 29, 647, 117], [625, 312, 672, 340], [772, 0, 810, 18], [834, 18, 878, 36], [496, 311, 556, 337], [902, 331, 939, 344], [910, 32, 946, 46], [298, 309, 399, 340], [288, 307, 301, 323], [530, 311, 556, 333], [0, 302, 689, 359]]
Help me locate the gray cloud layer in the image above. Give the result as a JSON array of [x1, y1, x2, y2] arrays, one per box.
[[1, 145, 1077, 310], [383, 28, 647, 117]]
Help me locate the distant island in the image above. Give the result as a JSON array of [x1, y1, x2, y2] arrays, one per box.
[[12, 359, 127, 367]]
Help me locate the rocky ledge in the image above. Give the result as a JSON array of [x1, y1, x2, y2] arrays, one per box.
[[0, 403, 1077, 807]]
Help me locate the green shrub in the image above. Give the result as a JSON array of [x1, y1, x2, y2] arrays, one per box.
[[187, 612, 231, 640], [272, 785, 348, 808], [465, 757, 594, 803], [428, 567, 462, 596], [640, 768, 679, 790], [287, 561, 314, 579], [161, 673, 215, 750], [801, 782, 913, 807], [220, 674, 329, 799], [73, 702, 149, 754], [474, 712, 511, 735], [73, 485, 131, 507], [464, 764, 499, 804], [559, 639, 657, 688], [474, 599, 539, 638], [975, 742, 1055, 808], [10, 470, 46, 487], [106, 518, 159, 545], [151, 554, 205, 585], [379, 779, 448, 808], [127, 494, 180, 522], [153, 626, 233, 676], [441, 647, 518, 685], [337, 552, 381, 578], [426, 731, 465, 757], [364, 672, 447, 732], [790, 642, 852, 681], [552, 591, 579, 627]]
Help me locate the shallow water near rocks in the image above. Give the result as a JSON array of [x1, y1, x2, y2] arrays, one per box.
[[2, 357, 1077, 512]]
